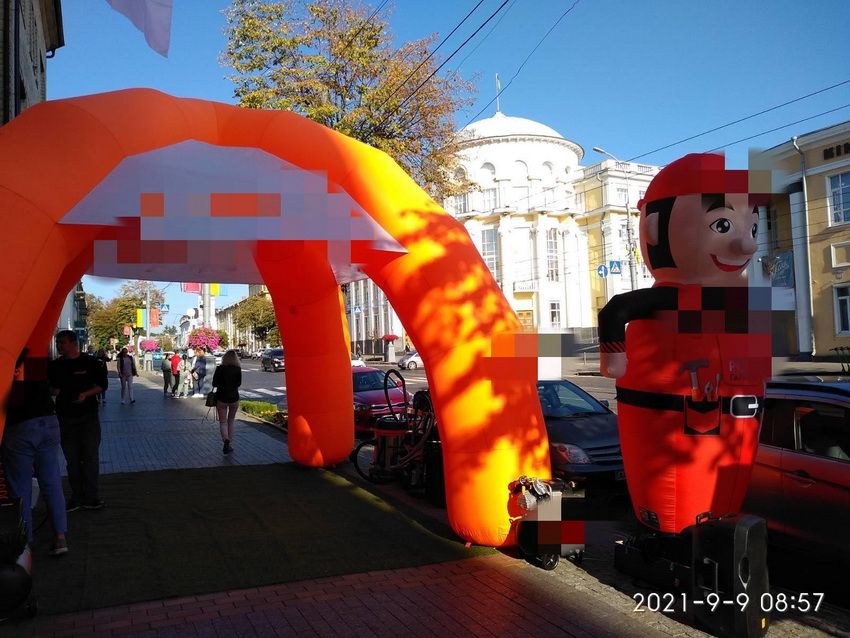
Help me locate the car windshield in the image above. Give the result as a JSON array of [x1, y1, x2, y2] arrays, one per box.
[[354, 370, 390, 392], [536, 381, 607, 418], [267, 349, 283, 357]]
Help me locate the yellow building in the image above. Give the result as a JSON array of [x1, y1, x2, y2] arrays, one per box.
[[763, 120, 850, 359]]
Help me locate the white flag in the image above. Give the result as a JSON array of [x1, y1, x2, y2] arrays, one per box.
[[105, 0, 173, 57]]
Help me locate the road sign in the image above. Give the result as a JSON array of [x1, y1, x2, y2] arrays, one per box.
[[609, 260, 622, 275], [596, 264, 609, 278], [354, 305, 362, 313], [160, 303, 170, 313]]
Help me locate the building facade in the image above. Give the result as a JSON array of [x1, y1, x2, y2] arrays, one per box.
[[2, 0, 63, 125], [445, 111, 660, 336], [762, 120, 850, 359]]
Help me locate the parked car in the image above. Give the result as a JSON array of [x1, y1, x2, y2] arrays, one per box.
[[353, 367, 412, 436], [261, 348, 285, 372], [252, 349, 266, 359], [397, 350, 423, 370], [351, 353, 366, 368], [742, 375, 850, 559], [213, 351, 224, 366], [538, 379, 625, 488]]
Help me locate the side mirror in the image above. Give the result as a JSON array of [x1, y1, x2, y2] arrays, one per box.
[[396, 380, 403, 387], [599, 400, 610, 408]]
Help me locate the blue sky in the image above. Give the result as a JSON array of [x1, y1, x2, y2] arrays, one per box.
[[50, 0, 850, 324]]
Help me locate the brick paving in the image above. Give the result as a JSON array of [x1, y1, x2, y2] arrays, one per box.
[[3, 366, 849, 637]]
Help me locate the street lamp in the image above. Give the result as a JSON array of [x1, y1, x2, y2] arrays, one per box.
[[592, 147, 639, 291]]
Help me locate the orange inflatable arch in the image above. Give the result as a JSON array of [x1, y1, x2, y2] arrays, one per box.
[[0, 89, 550, 547]]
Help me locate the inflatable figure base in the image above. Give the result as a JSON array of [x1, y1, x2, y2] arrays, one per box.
[[614, 512, 770, 638]]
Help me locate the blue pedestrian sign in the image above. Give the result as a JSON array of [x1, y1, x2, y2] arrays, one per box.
[[159, 303, 170, 313], [596, 264, 609, 278], [609, 261, 622, 275]]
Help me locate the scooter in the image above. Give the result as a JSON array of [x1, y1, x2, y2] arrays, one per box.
[[511, 475, 585, 570]]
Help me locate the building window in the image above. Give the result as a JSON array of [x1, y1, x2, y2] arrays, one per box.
[[549, 301, 561, 330], [617, 187, 628, 205], [836, 285, 850, 334], [482, 187, 499, 211], [547, 229, 559, 281], [453, 193, 469, 215], [639, 190, 646, 201], [481, 228, 500, 281], [829, 171, 850, 225]]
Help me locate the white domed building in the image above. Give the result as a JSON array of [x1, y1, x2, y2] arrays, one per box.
[[446, 110, 660, 335]]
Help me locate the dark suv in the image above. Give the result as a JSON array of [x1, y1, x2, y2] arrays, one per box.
[[261, 348, 285, 372], [742, 375, 850, 558]]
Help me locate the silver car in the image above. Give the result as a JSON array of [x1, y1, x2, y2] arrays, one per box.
[[397, 350, 423, 370]]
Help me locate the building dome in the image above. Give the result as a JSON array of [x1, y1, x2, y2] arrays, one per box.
[[459, 111, 583, 160]]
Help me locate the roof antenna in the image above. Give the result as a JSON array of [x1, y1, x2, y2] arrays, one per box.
[[495, 73, 501, 114]]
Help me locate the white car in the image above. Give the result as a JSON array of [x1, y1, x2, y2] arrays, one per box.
[[351, 354, 366, 368], [214, 351, 224, 366], [397, 350, 423, 370]]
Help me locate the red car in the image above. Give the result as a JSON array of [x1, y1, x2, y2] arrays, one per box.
[[353, 367, 411, 436]]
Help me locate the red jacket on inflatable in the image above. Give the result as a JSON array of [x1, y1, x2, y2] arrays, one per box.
[[598, 153, 773, 534]]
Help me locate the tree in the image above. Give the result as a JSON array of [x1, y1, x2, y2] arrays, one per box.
[[87, 296, 139, 351], [234, 295, 278, 344], [118, 281, 165, 308], [222, 0, 475, 198], [216, 330, 229, 349]]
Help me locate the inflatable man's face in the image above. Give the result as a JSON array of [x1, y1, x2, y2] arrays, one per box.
[[638, 154, 761, 287]]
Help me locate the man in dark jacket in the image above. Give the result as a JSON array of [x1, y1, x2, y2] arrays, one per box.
[[49, 330, 108, 511]]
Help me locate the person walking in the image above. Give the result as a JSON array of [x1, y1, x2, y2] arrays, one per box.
[[178, 353, 192, 398], [116, 347, 138, 405], [190, 347, 207, 398], [94, 348, 109, 404], [212, 350, 242, 454], [170, 349, 182, 396], [161, 353, 173, 397], [1, 349, 69, 556], [49, 329, 108, 511]]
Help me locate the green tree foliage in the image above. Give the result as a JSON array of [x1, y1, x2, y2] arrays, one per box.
[[118, 281, 166, 308], [216, 330, 229, 349], [221, 0, 475, 198], [87, 296, 139, 351], [234, 295, 278, 344]]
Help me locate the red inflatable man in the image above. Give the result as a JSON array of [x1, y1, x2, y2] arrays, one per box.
[[598, 153, 773, 534]]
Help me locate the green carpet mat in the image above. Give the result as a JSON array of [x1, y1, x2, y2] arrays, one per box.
[[29, 463, 493, 614]]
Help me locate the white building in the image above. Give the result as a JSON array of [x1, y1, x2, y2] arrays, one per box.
[[446, 110, 660, 334]]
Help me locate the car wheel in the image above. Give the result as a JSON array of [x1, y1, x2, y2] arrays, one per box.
[[407, 361, 417, 370]]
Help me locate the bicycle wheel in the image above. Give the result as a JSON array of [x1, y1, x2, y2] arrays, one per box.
[[351, 439, 394, 484]]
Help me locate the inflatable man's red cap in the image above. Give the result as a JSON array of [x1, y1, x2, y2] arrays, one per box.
[[637, 153, 753, 209]]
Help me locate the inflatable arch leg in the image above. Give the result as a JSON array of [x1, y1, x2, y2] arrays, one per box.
[[254, 241, 353, 467]]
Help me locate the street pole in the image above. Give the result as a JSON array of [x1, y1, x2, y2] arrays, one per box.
[[592, 147, 639, 291], [202, 283, 211, 328]]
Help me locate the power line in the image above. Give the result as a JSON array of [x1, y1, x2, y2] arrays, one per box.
[[370, 0, 488, 117], [452, 0, 519, 73], [367, 0, 513, 138], [627, 78, 850, 162], [707, 102, 850, 153], [460, 0, 582, 129]]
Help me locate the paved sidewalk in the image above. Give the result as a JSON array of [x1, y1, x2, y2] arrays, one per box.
[[4, 368, 849, 637]]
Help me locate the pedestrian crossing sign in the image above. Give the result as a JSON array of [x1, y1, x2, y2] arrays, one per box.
[[609, 260, 622, 275]]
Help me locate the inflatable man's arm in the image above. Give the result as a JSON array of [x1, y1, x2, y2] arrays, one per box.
[[598, 288, 678, 378]]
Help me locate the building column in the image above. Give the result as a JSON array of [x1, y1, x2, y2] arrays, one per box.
[[789, 182, 814, 358]]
